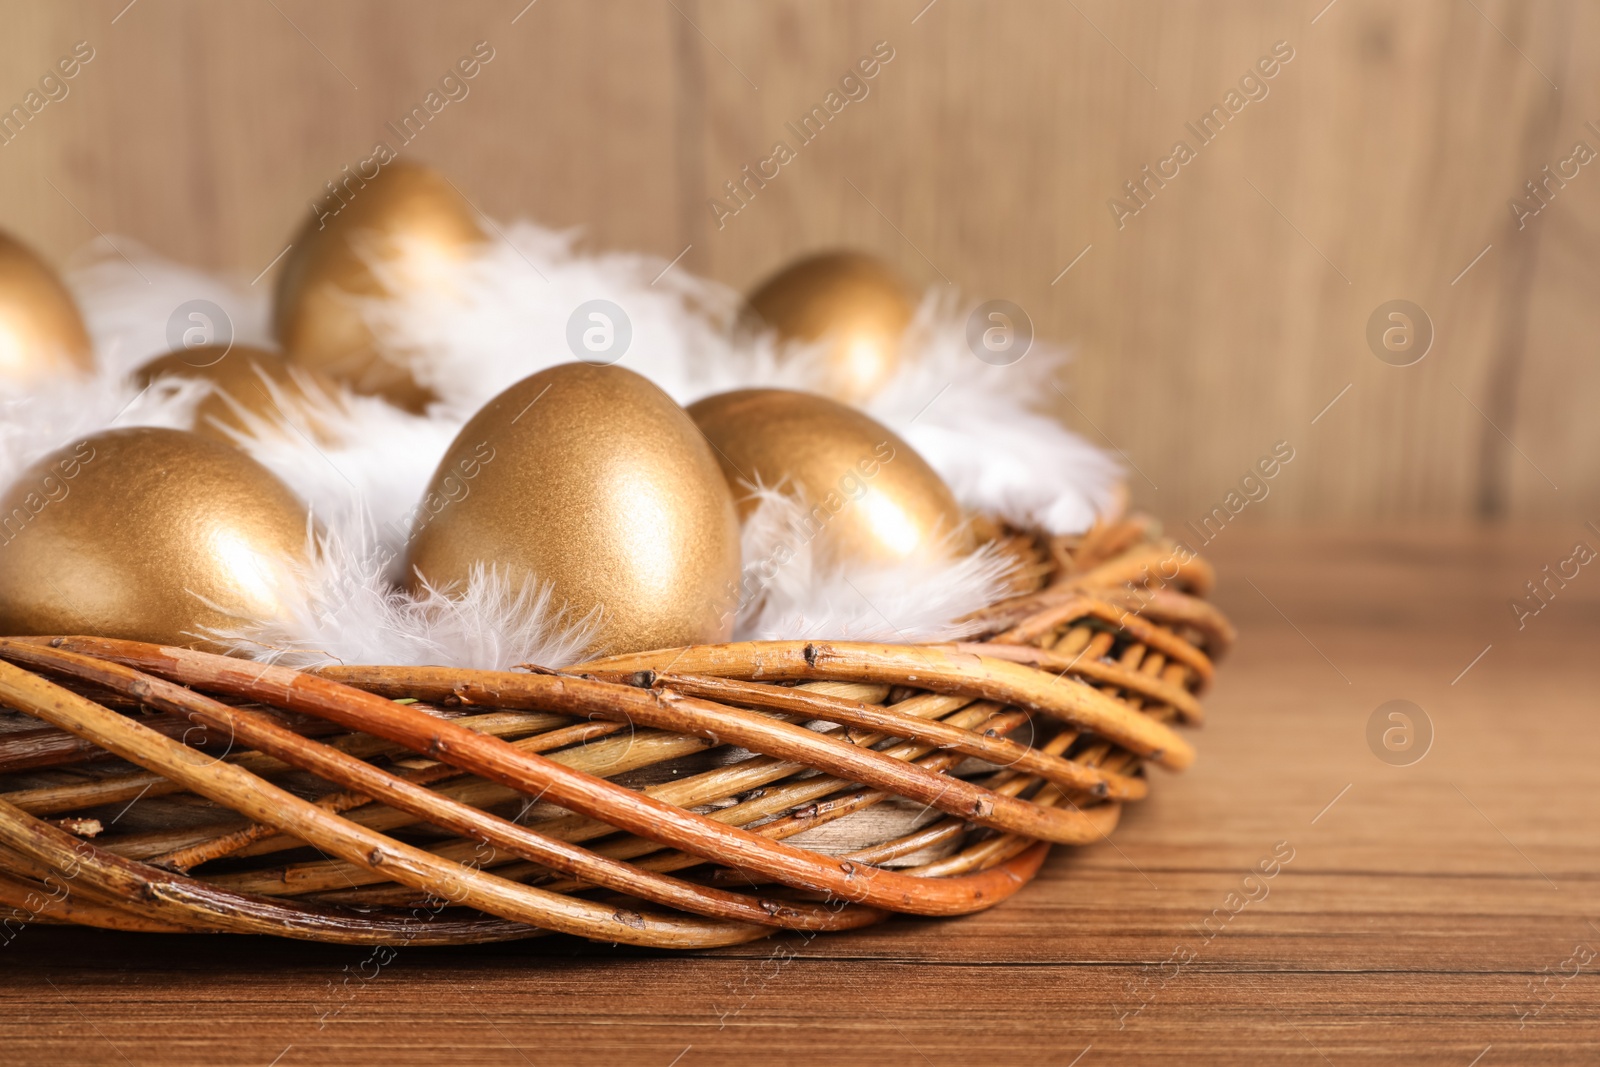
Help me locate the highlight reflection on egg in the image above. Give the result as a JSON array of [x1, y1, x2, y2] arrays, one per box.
[[687, 389, 972, 566], [273, 161, 485, 413], [743, 251, 914, 405], [135, 345, 337, 444], [0, 427, 309, 648], [405, 363, 743, 656], [0, 230, 93, 387]]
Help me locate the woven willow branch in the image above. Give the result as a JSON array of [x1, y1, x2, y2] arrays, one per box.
[[0, 522, 1230, 947]]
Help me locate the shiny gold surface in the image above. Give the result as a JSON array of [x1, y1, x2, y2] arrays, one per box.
[[274, 161, 485, 413], [0, 427, 309, 648], [688, 389, 973, 566], [135, 345, 336, 444], [743, 251, 914, 404], [0, 230, 93, 387], [406, 363, 743, 656]]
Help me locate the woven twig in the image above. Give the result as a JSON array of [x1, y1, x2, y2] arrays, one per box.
[[0, 520, 1230, 947]]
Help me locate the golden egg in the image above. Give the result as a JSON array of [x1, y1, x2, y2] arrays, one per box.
[[0, 427, 309, 648], [405, 363, 742, 656], [743, 251, 915, 404], [135, 345, 337, 444], [274, 161, 486, 413], [687, 389, 973, 566], [0, 230, 93, 387]]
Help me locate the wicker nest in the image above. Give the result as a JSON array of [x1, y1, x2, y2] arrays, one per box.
[[0, 517, 1231, 949]]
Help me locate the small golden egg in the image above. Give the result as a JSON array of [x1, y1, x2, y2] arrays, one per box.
[[274, 161, 485, 413], [0, 230, 93, 387], [135, 345, 337, 444], [687, 389, 973, 566], [406, 363, 743, 656], [743, 251, 915, 404], [0, 427, 309, 648]]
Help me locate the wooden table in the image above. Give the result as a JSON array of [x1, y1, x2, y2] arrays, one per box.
[[3, 526, 1597, 1065]]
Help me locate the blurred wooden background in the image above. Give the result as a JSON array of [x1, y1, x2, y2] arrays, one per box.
[[1, 0, 1596, 524]]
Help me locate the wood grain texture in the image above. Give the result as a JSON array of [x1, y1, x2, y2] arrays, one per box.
[[1, 523, 1596, 1065], [1, 0, 1597, 522]]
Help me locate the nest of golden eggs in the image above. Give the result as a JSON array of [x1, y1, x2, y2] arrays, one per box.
[[0, 161, 1224, 946]]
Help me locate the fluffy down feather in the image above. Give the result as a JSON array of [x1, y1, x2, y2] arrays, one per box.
[[731, 485, 1016, 643], [27, 220, 1119, 668], [862, 295, 1123, 534], [366, 224, 1120, 530], [0, 375, 207, 506], [214, 516, 598, 670], [68, 236, 273, 377], [214, 373, 462, 572]]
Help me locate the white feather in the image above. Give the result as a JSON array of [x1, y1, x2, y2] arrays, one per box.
[[368, 225, 1120, 531], [0, 368, 208, 496], [214, 515, 597, 670], [364, 223, 818, 417], [213, 372, 463, 570], [66, 237, 272, 378], [863, 295, 1124, 534], [731, 486, 1015, 642], [1, 238, 265, 499], [22, 221, 1121, 669]]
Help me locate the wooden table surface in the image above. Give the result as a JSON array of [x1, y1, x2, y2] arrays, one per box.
[[3, 525, 1597, 1066]]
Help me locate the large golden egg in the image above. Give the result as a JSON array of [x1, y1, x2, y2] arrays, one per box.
[[743, 251, 914, 404], [687, 389, 973, 566], [135, 345, 337, 444], [405, 363, 742, 656], [0, 427, 309, 648], [0, 230, 93, 387], [274, 161, 485, 413]]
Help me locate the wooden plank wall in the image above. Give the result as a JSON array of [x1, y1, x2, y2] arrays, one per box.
[[0, 0, 1595, 524]]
